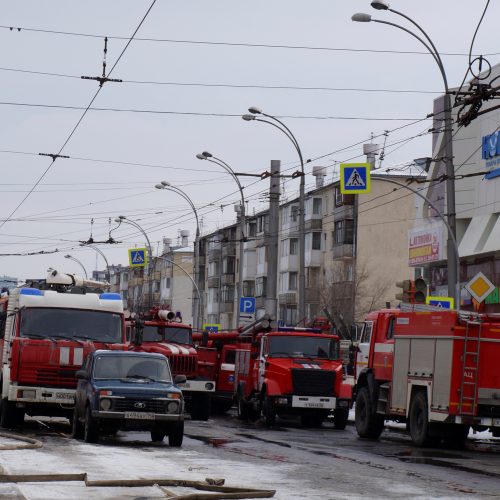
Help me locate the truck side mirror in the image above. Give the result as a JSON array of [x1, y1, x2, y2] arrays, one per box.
[[174, 374, 187, 385], [133, 318, 144, 346]]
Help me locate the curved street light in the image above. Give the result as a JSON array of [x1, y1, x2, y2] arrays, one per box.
[[114, 216, 154, 310], [197, 151, 246, 327], [80, 243, 110, 282], [242, 107, 307, 323], [64, 254, 88, 279], [154, 182, 202, 330], [352, 2, 458, 304]]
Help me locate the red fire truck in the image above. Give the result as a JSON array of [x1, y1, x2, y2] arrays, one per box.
[[354, 307, 500, 446], [193, 331, 248, 413], [0, 271, 126, 427], [128, 308, 216, 420], [234, 326, 352, 428]]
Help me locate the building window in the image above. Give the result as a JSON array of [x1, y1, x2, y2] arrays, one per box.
[[289, 272, 298, 291], [333, 219, 354, 246], [291, 206, 299, 222], [255, 276, 267, 297], [290, 238, 298, 255], [313, 198, 322, 215], [208, 288, 219, 304], [312, 232, 322, 250], [334, 187, 354, 207], [122, 273, 128, 283], [221, 285, 235, 303], [257, 246, 267, 265], [207, 314, 218, 324], [243, 281, 255, 297], [248, 221, 257, 238], [208, 261, 219, 277], [223, 257, 235, 274], [164, 277, 171, 289], [281, 240, 288, 257]]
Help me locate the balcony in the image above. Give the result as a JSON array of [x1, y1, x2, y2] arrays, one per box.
[[305, 219, 322, 231], [279, 292, 297, 305], [207, 276, 220, 288], [208, 248, 221, 262], [222, 244, 236, 257], [221, 273, 234, 285], [333, 204, 354, 219], [332, 244, 354, 259]]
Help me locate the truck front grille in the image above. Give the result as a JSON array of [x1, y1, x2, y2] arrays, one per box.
[[291, 369, 335, 396], [30, 368, 76, 387], [167, 355, 196, 377], [113, 399, 167, 413]]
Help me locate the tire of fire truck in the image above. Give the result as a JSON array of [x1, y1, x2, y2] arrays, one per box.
[[261, 390, 276, 427], [333, 408, 349, 430], [0, 398, 21, 429], [83, 405, 99, 443], [168, 421, 184, 447], [150, 428, 165, 442], [355, 386, 384, 439], [71, 406, 84, 440], [237, 392, 250, 420], [408, 390, 439, 447], [190, 393, 211, 421]]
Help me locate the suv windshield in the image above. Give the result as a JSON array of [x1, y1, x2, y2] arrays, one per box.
[[268, 336, 339, 360], [142, 325, 192, 345], [19, 308, 123, 343], [93, 355, 172, 382]]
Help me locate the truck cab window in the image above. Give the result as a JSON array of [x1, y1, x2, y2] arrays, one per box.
[[386, 317, 396, 340]]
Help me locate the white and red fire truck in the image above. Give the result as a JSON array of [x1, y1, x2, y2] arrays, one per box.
[[0, 270, 126, 427], [234, 325, 352, 428], [354, 307, 500, 446], [128, 308, 216, 420]]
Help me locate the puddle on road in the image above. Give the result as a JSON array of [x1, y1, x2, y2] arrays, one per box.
[[392, 449, 470, 460], [185, 434, 236, 448], [235, 433, 292, 448]]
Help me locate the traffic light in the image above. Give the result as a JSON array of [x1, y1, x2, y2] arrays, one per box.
[[413, 277, 428, 304], [395, 280, 413, 303]]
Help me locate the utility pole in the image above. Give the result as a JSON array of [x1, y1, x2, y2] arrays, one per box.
[[265, 160, 281, 320]]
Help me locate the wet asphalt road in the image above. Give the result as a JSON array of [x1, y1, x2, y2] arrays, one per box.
[[0, 411, 499, 498]]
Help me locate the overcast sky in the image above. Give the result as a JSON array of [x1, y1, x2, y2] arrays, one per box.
[[0, 0, 497, 281]]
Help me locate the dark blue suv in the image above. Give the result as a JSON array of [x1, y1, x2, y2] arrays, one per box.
[[72, 350, 185, 446]]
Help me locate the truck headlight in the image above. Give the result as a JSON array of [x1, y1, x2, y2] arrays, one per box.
[[100, 398, 112, 411]]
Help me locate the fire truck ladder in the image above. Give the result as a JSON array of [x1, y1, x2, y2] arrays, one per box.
[[458, 320, 482, 416]]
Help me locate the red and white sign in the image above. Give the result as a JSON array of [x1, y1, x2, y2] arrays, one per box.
[[408, 226, 443, 266]]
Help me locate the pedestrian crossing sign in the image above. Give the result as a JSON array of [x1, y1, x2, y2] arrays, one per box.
[[128, 248, 147, 268], [340, 163, 371, 194]]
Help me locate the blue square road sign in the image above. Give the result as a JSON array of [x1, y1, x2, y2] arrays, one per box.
[[239, 297, 256, 314]]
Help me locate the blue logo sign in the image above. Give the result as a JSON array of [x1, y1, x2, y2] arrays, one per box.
[[482, 131, 500, 159], [239, 297, 256, 314]]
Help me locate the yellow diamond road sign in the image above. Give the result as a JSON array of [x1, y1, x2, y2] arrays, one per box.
[[465, 271, 495, 303]]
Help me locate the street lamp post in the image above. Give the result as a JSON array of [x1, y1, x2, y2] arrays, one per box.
[[352, 1, 459, 305], [114, 216, 154, 311], [196, 151, 246, 328], [81, 243, 110, 282], [242, 107, 307, 324], [154, 181, 202, 330], [64, 254, 88, 279]]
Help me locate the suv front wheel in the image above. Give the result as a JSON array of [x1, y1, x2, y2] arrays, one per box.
[[84, 405, 99, 443], [168, 421, 184, 447]]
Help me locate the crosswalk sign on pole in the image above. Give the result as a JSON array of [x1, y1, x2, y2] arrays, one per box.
[[128, 248, 148, 268], [340, 163, 371, 194]]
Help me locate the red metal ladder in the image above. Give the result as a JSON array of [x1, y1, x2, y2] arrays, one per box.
[[458, 320, 482, 416]]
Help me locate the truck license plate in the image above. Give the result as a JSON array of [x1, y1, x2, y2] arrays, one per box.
[[124, 412, 155, 420], [305, 402, 324, 408], [55, 392, 74, 401]]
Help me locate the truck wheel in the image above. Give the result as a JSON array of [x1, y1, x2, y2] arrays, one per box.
[[71, 406, 84, 440], [409, 391, 437, 447], [237, 393, 250, 420], [334, 408, 349, 430], [262, 392, 276, 427], [190, 393, 211, 421], [84, 405, 99, 443], [355, 386, 384, 439], [168, 421, 184, 447], [0, 398, 18, 429]]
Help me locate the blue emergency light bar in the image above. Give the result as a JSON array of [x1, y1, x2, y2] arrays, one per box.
[[19, 288, 43, 296], [277, 326, 322, 333], [99, 293, 122, 301]]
